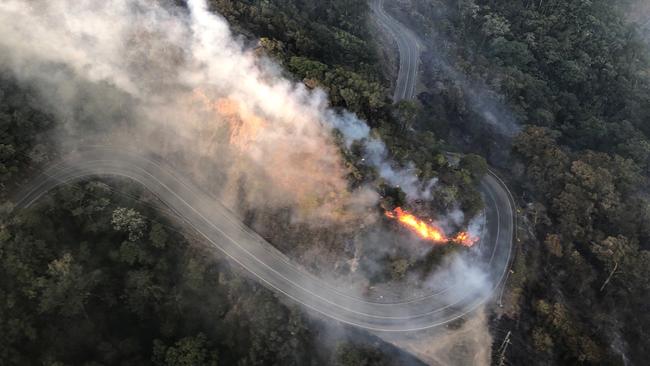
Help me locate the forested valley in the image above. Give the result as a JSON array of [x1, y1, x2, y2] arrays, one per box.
[[0, 1, 426, 365], [388, 0, 650, 364], [2, 0, 650, 365]]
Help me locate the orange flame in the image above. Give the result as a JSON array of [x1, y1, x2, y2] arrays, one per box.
[[384, 207, 477, 246]]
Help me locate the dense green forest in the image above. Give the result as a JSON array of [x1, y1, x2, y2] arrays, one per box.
[[1, 169, 420, 365], [3, 0, 649, 365], [389, 0, 650, 364]]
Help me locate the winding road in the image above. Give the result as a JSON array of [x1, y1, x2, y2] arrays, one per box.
[[370, 0, 518, 319], [370, 0, 421, 101], [9, 1, 515, 333], [12, 147, 513, 332]]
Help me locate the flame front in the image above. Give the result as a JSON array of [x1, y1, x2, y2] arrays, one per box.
[[385, 207, 477, 246]]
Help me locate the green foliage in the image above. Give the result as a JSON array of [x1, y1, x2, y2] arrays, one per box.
[[1, 180, 413, 365], [288, 56, 387, 119], [112, 207, 147, 242], [37, 253, 100, 317], [392, 100, 418, 133], [211, 0, 388, 120], [396, 0, 650, 363], [0, 76, 53, 190], [333, 343, 389, 366], [212, 0, 373, 66], [459, 153, 488, 181], [481, 13, 510, 37], [152, 334, 218, 366], [149, 223, 168, 249], [0, 2, 484, 365]]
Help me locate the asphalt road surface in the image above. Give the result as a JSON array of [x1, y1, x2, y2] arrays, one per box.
[[370, 0, 421, 101], [371, 0, 518, 318], [12, 147, 514, 332]]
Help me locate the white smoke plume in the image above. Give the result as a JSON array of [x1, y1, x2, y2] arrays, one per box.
[[0, 4, 500, 352], [331, 112, 438, 199], [0, 0, 438, 224]]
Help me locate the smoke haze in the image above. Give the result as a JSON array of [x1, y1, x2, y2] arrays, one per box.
[[0, 3, 497, 353], [0, 0, 447, 226]]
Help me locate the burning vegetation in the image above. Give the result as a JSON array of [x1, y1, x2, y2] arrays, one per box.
[[384, 207, 477, 247]]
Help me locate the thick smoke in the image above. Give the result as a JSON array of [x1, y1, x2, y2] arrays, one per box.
[[0, 0, 439, 224], [0, 2, 497, 351]]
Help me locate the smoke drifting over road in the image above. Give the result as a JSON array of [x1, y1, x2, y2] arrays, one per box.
[[0, 0, 440, 224], [0, 1, 501, 343]]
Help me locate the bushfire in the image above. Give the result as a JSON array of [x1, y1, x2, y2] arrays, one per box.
[[384, 207, 477, 247]]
